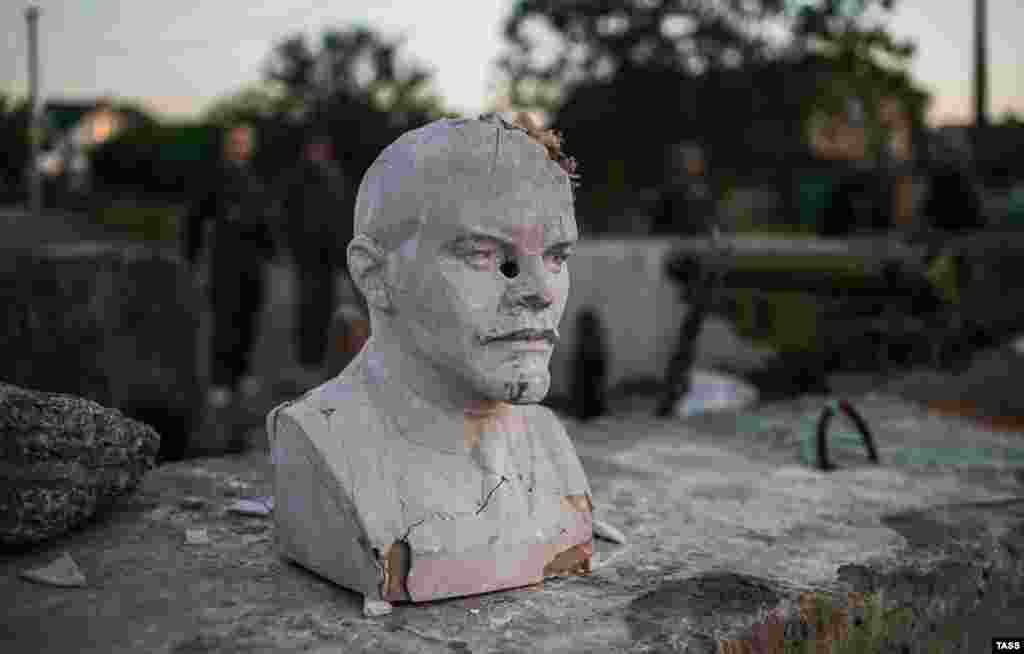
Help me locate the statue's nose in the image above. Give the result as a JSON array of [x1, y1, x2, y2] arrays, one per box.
[[504, 256, 554, 311], [518, 291, 552, 312]]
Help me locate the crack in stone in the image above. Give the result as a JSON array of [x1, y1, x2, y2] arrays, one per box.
[[401, 517, 428, 542], [491, 123, 502, 176], [477, 475, 510, 515]]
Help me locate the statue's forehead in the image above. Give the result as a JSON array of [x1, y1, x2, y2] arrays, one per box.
[[431, 211, 577, 248], [423, 180, 577, 248]]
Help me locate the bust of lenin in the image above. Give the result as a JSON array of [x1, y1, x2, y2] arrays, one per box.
[[267, 115, 594, 611]]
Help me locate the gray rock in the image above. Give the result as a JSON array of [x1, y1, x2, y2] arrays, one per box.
[[0, 382, 159, 545], [0, 242, 204, 461]]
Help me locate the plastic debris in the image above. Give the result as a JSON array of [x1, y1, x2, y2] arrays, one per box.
[[20, 553, 87, 588], [676, 370, 759, 418], [228, 497, 274, 517], [184, 527, 211, 545], [363, 598, 393, 617]]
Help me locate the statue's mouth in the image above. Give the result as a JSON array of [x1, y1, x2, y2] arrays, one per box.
[[481, 328, 558, 345]]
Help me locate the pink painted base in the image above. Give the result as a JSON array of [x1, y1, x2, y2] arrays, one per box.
[[399, 510, 593, 602]]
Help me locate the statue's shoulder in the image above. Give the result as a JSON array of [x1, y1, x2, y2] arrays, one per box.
[[521, 403, 590, 497], [523, 403, 572, 442], [267, 359, 382, 446]]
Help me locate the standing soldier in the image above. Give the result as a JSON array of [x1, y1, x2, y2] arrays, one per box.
[[183, 123, 276, 424], [280, 131, 354, 386], [650, 141, 715, 237]]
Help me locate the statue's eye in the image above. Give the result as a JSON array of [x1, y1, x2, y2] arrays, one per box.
[[465, 249, 499, 268], [544, 248, 572, 272]]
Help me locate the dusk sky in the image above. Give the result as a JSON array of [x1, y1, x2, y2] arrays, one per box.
[[2, 1, 1021, 126]]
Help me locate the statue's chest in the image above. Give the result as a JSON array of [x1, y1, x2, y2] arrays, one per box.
[[386, 424, 563, 526]]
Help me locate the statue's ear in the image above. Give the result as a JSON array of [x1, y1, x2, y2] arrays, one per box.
[[347, 235, 393, 313]]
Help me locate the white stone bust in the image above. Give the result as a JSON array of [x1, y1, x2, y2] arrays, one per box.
[[267, 116, 607, 612]]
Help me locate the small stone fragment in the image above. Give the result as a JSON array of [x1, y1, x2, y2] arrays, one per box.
[[228, 498, 273, 517], [363, 598, 393, 617], [20, 553, 87, 588], [184, 527, 211, 545]]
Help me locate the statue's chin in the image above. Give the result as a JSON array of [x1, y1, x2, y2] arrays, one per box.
[[480, 372, 550, 405]]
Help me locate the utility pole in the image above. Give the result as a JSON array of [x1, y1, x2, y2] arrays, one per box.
[[320, 32, 341, 133], [25, 5, 42, 215], [974, 0, 988, 130]]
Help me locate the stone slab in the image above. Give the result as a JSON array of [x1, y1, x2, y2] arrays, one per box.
[[2, 394, 1023, 653]]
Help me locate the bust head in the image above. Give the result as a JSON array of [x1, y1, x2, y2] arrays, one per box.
[[270, 119, 600, 608], [347, 115, 579, 407]]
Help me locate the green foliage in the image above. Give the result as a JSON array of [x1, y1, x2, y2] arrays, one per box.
[[784, 636, 815, 654], [1001, 111, 1024, 127], [259, 24, 448, 185], [500, 0, 912, 95], [759, 590, 963, 654], [497, 0, 930, 233], [203, 85, 289, 127]]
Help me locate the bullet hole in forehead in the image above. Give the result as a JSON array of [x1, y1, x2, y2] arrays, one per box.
[[500, 259, 519, 279]]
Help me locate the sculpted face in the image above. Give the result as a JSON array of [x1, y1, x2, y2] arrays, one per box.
[[355, 117, 579, 405], [392, 192, 577, 404]]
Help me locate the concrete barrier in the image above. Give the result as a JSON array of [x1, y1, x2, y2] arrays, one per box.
[[548, 237, 775, 402]]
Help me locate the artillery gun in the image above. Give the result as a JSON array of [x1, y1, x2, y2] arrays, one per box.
[[658, 227, 1024, 410]]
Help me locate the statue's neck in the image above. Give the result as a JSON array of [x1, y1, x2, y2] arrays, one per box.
[[364, 329, 503, 420]]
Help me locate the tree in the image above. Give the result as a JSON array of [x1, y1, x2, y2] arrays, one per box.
[[262, 25, 448, 181], [501, 0, 791, 93], [793, 1, 928, 132], [497, 0, 928, 232], [204, 85, 290, 126]]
